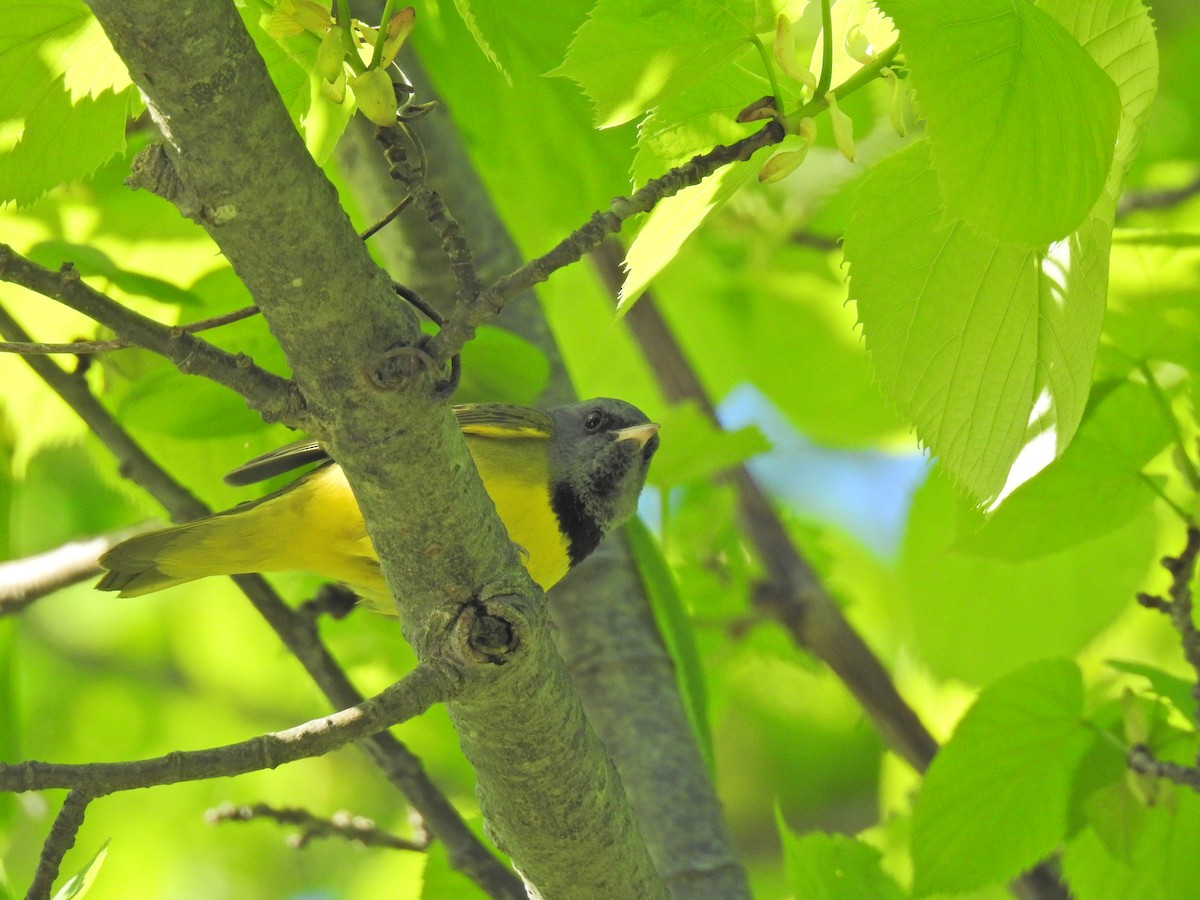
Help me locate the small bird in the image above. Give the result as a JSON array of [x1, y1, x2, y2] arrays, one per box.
[[96, 399, 660, 607]]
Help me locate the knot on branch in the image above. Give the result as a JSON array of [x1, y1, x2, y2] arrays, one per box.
[[451, 587, 532, 667], [128, 142, 202, 221], [363, 340, 444, 394]]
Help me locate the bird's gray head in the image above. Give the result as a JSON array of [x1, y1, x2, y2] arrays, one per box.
[[545, 398, 659, 567]]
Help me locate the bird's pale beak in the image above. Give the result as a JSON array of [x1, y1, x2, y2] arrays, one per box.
[[613, 423, 660, 449]]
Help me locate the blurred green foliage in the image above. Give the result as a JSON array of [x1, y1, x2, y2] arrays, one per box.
[[3, 0, 1200, 897]]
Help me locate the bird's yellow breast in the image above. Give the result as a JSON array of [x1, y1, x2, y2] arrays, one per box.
[[462, 433, 571, 591]]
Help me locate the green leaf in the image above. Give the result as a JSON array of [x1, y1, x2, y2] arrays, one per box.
[[0, 1, 133, 206], [646, 401, 769, 487], [912, 659, 1095, 895], [1037, 0, 1158, 182], [1064, 787, 1200, 900], [26, 241, 206, 308], [1105, 236, 1200, 376], [455, 326, 550, 405], [877, 0, 1120, 246], [620, 158, 759, 308], [1107, 660, 1198, 723], [450, 0, 514, 83], [844, 139, 1104, 502], [625, 516, 714, 770], [51, 839, 109, 900], [899, 466, 1157, 683], [778, 823, 905, 900], [553, 0, 761, 128], [117, 368, 265, 438], [956, 381, 1173, 560]]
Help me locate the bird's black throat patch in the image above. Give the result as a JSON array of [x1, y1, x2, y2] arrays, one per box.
[[551, 481, 605, 567]]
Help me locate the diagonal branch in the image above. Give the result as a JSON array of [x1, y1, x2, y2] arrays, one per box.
[[0, 245, 304, 428], [25, 790, 94, 900], [209, 802, 430, 852], [425, 119, 785, 364], [69, 1, 662, 893], [1, 661, 462, 794]]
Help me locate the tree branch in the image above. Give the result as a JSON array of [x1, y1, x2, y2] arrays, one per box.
[[337, 43, 749, 894], [0, 524, 154, 616], [0, 246, 302, 427], [425, 119, 785, 364], [25, 790, 93, 900], [0, 304, 259, 356], [208, 802, 430, 852], [1, 662, 461, 794]]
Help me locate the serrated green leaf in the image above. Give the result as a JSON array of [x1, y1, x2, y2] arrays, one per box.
[[1108, 660, 1198, 723], [1037, 0, 1158, 182], [646, 401, 769, 487], [877, 0, 1120, 246], [845, 139, 1106, 502], [779, 825, 905, 900], [553, 0, 761, 128], [621, 158, 759, 307], [956, 381, 1173, 560], [625, 516, 713, 770], [0, 1, 133, 206], [51, 839, 109, 900], [450, 0, 513, 83], [912, 659, 1095, 895]]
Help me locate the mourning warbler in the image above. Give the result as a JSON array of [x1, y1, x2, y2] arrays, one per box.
[[95, 399, 659, 607]]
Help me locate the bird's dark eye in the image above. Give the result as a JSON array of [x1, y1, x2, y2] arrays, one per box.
[[583, 409, 605, 433]]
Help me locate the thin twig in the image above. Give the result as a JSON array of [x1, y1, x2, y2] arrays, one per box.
[[376, 126, 483, 320], [208, 802, 430, 852], [0, 245, 303, 427], [0, 304, 260, 356], [0, 661, 462, 794], [1118, 172, 1200, 219], [1137, 527, 1200, 732], [25, 790, 94, 900], [360, 195, 413, 241], [1128, 743, 1200, 792], [425, 118, 785, 364]]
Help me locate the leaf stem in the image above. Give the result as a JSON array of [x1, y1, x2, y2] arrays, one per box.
[[1140, 473, 1193, 523], [749, 35, 783, 113], [335, 0, 366, 75], [370, 0, 399, 70], [1139, 361, 1200, 491], [816, 0, 834, 100]]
